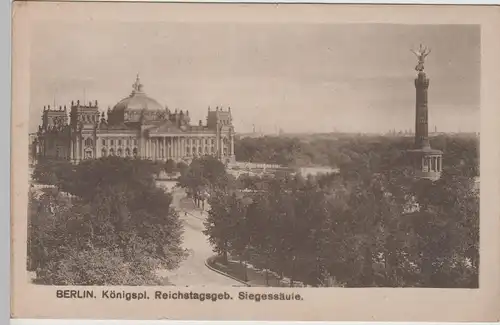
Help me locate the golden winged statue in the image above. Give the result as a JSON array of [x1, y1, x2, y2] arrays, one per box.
[[411, 44, 431, 72]]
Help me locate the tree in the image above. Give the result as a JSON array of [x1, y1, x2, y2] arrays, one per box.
[[207, 134, 479, 288], [203, 190, 239, 264], [165, 159, 177, 174], [31, 159, 76, 189], [28, 157, 186, 285], [178, 156, 229, 207]]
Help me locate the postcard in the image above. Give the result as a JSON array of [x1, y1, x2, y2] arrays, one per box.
[[10, 1, 500, 321]]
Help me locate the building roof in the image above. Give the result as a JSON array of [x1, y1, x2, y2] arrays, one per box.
[[147, 120, 214, 135], [148, 120, 183, 134], [111, 74, 163, 114]]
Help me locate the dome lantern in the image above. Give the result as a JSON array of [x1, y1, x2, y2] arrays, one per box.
[[132, 73, 144, 94], [110, 75, 164, 124]]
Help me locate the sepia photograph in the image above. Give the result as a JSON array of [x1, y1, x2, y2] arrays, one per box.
[[11, 2, 500, 322]]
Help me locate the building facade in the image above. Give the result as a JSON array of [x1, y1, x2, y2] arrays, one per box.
[[31, 75, 236, 165]]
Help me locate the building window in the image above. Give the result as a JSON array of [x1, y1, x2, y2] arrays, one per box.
[[110, 139, 114, 146], [211, 139, 215, 145], [118, 139, 122, 146], [85, 138, 93, 147], [102, 139, 106, 146]]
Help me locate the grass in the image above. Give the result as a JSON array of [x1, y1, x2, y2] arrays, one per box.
[[208, 255, 302, 287]]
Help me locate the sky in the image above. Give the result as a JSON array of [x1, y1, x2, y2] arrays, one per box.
[[29, 22, 480, 134]]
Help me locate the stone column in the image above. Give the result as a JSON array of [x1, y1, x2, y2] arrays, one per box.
[[230, 131, 235, 156], [177, 136, 181, 160], [178, 137, 182, 159], [183, 137, 186, 158], [183, 137, 185, 158], [150, 139, 153, 160], [415, 72, 430, 149], [139, 137, 142, 158], [96, 135, 101, 158], [70, 136, 74, 161], [163, 137, 166, 161], [139, 136, 143, 158], [167, 137, 171, 159], [179, 136, 182, 159], [152, 139, 156, 161], [173, 137, 176, 160], [76, 134, 80, 162], [155, 138, 158, 160]]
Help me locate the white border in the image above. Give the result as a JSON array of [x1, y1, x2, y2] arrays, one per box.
[[5, 1, 500, 325]]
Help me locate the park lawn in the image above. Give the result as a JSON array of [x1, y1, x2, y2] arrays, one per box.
[[210, 256, 296, 287]]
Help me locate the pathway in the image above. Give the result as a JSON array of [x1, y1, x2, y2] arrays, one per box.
[[157, 188, 241, 286]]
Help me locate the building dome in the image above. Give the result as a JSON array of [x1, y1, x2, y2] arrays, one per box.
[[111, 75, 163, 117]]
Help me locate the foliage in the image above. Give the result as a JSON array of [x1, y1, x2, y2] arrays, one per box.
[[234, 134, 479, 175], [178, 156, 229, 207], [208, 134, 479, 287], [28, 157, 185, 285], [165, 159, 177, 174], [31, 159, 76, 189]]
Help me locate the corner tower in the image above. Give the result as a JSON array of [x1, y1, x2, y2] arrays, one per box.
[[408, 44, 443, 181]]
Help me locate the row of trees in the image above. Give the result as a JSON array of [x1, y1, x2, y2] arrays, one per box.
[[205, 134, 479, 287], [28, 157, 185, 285], [234, 134, 479, 176]]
